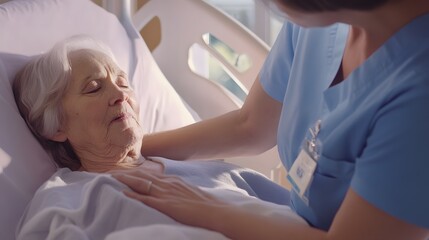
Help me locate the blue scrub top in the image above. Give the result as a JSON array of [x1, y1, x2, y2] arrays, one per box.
[[260, 14, 429, 230]]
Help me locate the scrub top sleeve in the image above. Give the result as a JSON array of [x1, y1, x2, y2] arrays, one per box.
[[259, 21, 298, 103], [351, 85, 429, 229]]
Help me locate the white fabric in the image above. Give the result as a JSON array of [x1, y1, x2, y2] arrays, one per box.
[[16, 169, 228, 240], [17, 166, 305, 239], [0, 0, 195, 239], [104, 225, 227, 240]]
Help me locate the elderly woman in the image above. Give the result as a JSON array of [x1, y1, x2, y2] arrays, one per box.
[[13, 37, 299, 239], [13, 38, 151, 173]]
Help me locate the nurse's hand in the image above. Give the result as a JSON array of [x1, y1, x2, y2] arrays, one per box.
[[111, 170, 228, 229], [112, 170, 324, 240]]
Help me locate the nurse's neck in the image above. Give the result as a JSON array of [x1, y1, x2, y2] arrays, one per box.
[[340, 0, 429, 77]]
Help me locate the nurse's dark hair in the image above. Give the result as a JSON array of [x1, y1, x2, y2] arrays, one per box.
[[278, 0, 390, 12]]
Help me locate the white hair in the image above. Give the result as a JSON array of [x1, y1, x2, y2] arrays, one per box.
[[15, 35, 116, 138], [13, 35, 117, 169]]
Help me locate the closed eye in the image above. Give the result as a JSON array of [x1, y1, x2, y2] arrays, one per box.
[[86, 87, 100, 94], [117, 74, 130, 89], [84, 80, 101, 94]]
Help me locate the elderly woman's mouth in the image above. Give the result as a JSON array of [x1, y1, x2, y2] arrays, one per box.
[[111, 113, 132, 123]]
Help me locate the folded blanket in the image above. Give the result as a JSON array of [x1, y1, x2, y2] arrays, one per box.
[[16, 159, 305, 240]]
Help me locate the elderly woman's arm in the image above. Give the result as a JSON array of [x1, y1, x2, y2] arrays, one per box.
[[141, 80, 282, 160], [113, 171, 429, 240]]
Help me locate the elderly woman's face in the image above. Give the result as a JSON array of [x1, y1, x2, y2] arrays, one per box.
[[55, 49, 143, 168]]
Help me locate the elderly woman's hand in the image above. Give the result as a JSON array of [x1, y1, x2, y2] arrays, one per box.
[[111, 170, 228, 230]]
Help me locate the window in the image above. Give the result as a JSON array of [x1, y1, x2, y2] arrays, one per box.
[[204, 0, 283, 46]]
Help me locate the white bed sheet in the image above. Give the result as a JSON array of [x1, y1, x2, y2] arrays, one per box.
[[17, 159, 306, 239]]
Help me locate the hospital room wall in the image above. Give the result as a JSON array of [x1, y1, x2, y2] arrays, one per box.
[[91, 0, 282, 51], [0, 0, 280, 50], [91, 0, 159, 51]]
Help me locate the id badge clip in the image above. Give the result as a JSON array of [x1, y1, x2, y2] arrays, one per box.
[[287, 120, 321, 204]]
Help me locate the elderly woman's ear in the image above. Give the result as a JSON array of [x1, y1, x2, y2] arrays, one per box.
[[49, 130, 67, 142]]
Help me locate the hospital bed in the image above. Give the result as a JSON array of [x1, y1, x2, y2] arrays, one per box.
[[0, 0, 286, 239]]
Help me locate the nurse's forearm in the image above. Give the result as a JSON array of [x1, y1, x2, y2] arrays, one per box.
[[141, 109, 274, 160], [141, 80, 282, 160]]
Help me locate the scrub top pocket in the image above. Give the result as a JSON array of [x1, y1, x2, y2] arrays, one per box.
[[304, 155, 355, 230], [315, 154, 354, 179]]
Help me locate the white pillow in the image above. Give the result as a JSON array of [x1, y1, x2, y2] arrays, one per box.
[[0, 0, 195, 238]]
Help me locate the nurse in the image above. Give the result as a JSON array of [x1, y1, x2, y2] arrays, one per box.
[[113, 0, 429, 239]]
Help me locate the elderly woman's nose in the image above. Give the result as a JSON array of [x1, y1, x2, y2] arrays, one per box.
[[109, 84, 129, 106]]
